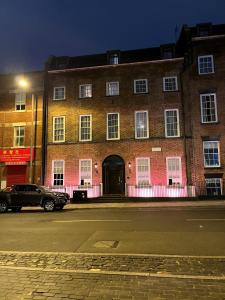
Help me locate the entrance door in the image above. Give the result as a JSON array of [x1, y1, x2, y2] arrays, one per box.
[[103, 155, 125, 194]]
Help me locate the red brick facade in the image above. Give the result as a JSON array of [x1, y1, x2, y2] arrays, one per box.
[[0, 72, 43, 188]]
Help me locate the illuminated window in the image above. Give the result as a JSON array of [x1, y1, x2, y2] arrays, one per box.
[[165, 109, 180, 137], [205, 178, 222, 196], [53, 116, 65, 142], [166, 157, 182, 185], [14, 126, 25, 147], [15, 92, 26, 110], [107, 113, 120, 140], [203, 141, 220, 167], [163, 77, 178, 91], [79, 115, 92, 141], [52, 160, 64, 186], [135, 111, 149, 139], [136, 158, 150, 186], [53, 87, 65, 100], [198, 55, 214, 74], [79, 84, 92, 98], [79, 159, 92, 186], [106, 82, 119, 96], [200, 93, 218, 123], [110, 54, 119, 65], [134, 79, 148, 94]]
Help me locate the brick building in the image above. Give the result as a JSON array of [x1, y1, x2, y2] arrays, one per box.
[[43, 23, 225, 198], [44, 43, 190, 198], [0, 72, 44, 188]]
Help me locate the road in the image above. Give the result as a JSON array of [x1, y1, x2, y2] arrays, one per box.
[[0, 207, 225, 255], [0, 206, 225, 299]]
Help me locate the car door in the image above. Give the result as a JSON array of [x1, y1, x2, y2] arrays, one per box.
[[24, 185, 42, 206], [10, 185, 25, 207]]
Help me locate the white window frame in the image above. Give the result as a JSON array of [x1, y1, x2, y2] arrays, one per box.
[[79, 115, 92, 142], [164, 109, 180, 138], [110, 54, 119, 65], [134, 79, 148, 94], [135, 111, 149, 139], [200, 93, 218, 123], [205, 178, 222, 196], [52, 160, 64, 186], [166, 157, 182, 185], [107, 113, 120, 140], [15, 92, 26, 111], [106, 81, 119, 96], [53, 86, 66, 100], [14, 126, 25, 147], [163, 76, 178, 91], [203, 141, 220, 168], [198, 55, 214, 75], [79, 159, 92, 186], [136, 157, 151, 186], [79, 84, 92, 98], [53, 116, 65, 143]]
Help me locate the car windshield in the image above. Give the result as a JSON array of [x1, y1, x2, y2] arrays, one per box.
[[39, 186, 52, 192], [2, 187, 12, 192]]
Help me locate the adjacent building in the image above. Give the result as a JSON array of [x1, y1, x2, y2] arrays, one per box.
[[0, 72, 44, 188]]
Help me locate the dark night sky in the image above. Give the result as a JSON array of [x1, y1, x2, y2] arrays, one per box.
[[0, 0, 225, 73]]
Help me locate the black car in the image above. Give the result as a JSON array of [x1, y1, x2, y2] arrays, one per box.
[[0, 184, 70, 213]]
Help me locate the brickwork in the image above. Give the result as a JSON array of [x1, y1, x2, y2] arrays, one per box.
[[46, 60, 187, 191], [0, 72, 44, 186]]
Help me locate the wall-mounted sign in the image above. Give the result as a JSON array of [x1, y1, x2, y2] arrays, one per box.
[[152, 147, 162, 152], [0, 148, 33, 163]]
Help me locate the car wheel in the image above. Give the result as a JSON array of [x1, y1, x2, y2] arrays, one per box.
[[0, 201, 8, 213], [11, 207, 22, 212], [56, 205, 64, 211], [43, 199, 55, 212]]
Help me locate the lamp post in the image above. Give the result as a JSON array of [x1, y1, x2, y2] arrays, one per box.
[[17, 77, 35, 183]]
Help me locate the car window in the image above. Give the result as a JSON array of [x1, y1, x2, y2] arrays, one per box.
[[25, 185, 38, 192], [14, 185, 26, 192]]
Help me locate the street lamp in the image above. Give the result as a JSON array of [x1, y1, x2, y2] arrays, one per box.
[[17, 77, 35, 184]]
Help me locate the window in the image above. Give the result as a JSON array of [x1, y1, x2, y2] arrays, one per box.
[[15, 93, 26, 110], [166, 157, 182, 185], [14, 126, 25, 147], [52, 160, 64, 186], [106, 81, 119, 96], [134, 79, 148, 94], [110, 54, 119, 65], [198, 55, 214, 74], [165, 109, 180, 137], [135, 111, 149, 139], [205, 178, 222, 196], [79, 115, 92, 141], [136, 158, 150, 186], [200, 93, 218, 123], [79, 84, 92, 98], [107, 113, 120, 140], [163, 77, 178, 91], [53, 116, 65, 142], [53, 87, 65, 100], [203, 141, 220, 167], [79, 159, 92, 186]]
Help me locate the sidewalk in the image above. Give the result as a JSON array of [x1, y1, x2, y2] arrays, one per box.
[[65, 199, 225, 209]]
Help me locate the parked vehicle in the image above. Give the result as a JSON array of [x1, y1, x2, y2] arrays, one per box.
[[0, 184, 69, 213]]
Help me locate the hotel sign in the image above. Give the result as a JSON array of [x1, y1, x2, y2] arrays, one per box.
[[0, 148, 32, 163]]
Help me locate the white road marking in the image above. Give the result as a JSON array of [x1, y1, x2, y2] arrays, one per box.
[[53, 219, 130, 223], [186, 219, 225, 221]]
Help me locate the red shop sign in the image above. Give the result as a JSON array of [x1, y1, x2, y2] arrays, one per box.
[[0, 148, 33, 163]]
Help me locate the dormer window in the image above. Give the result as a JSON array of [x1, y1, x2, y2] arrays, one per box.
[[161, 45, 175, 59], [110, 53, 119, 65], [197, 23, 212, 37]]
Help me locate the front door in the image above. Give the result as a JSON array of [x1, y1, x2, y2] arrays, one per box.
[[103, 155, 125, 194]]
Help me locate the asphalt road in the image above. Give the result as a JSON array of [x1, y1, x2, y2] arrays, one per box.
[[1, 207, 225, 255]]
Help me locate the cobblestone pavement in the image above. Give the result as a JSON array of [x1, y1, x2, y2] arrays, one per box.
[[0, 252, 225, 300]]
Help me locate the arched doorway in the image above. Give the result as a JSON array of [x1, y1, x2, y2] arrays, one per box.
[[102, 155, 125, 195]]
